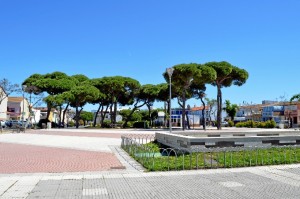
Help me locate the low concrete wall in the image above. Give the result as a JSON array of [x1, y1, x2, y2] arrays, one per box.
[[155, 131, 300, 150]]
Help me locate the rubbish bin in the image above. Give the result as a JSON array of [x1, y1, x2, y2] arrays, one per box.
[[47, 122, 51, 129]]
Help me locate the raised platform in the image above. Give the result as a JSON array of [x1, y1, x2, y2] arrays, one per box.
[[155, 128, 300, 150]]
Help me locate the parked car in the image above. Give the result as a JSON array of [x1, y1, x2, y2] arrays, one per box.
[[5, 120, 22, 127]]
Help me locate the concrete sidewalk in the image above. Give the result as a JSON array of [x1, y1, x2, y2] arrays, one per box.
[[1, 164, 300, 198]]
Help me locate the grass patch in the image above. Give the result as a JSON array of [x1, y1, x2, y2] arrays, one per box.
[[122, 142, 300, 171]]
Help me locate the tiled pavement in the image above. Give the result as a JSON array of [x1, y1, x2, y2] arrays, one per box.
[[1, 129, 300, 198]]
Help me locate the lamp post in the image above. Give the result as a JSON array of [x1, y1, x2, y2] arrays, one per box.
[[166, 67, 174, 133]]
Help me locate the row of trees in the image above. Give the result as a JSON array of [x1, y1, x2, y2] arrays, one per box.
[[163, 61, 248, 130], [21, 61, 249, 129]]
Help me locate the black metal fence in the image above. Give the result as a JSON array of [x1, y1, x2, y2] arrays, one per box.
[[121, 134, 300, 171]]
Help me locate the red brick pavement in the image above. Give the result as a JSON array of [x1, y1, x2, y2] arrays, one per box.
[[0, 143, 124, 174]]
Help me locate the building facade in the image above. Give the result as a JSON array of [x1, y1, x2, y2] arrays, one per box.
[[7, 97, 30, 121], [170, 106, 210, 128], [0, 86, 7, 120]]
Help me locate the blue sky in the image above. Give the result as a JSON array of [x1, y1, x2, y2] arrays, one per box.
[[1, 0, 300, 110]]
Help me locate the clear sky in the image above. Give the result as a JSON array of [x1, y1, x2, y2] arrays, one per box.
[[1, 0, 300, 110]]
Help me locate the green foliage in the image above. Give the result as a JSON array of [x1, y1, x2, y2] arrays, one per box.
[[143, 141, 161, 152], [204, 61, 249, 130], [265, 120, 277, 128], [224, 100, 238, 121], [119, 109, 142, 122], [163, 63, 203, 130], [124, 121, 134, 128], [139, 84, 160, 105], [68, 121, 75, 127], [228, 120, 234, 127], [23, 72, 76, 95], [138, 110, 149, 121], [80, 111, 94, 122], [124, 144, 300, 171], [236, 120, 276, 128], [102, 120, 112, 128], [156, 83, 169, 102], [290, 93, 300, 102], [163, 63, 201, 99]]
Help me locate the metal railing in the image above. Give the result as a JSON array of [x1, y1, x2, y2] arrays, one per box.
[[121, 134, 300, 171]]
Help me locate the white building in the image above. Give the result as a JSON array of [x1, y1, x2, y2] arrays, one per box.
[[0, 86, 8, 120]]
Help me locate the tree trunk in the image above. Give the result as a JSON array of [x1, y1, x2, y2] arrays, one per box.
[[58, 105, 62, 128], [76, 107, 83, 128], [110, 103, 113, 124], [146, 104, 152, 127], [217, 85, 222, 130], [46, 103, 51, 122], [101, 105, 109, 127], [200, 97, 206, 130], [122, 102, 146, 128], [93, 103, 101, 127], [182, 91, 186, 131], [113, 101, 117, 125], [75, 105, 79, 129], [186, 111, 190, 129], [62, 103, 69, 127], [122, 107, 137, 128]]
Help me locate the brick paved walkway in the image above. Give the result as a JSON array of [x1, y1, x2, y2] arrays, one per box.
[[0, 129, 151, 174], [0, 143, 124, 173]]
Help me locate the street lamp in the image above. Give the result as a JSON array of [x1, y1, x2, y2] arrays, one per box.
[[166, 67, 174, 133]]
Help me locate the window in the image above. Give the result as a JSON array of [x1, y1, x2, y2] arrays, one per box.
[[7, 107, 15, 112]]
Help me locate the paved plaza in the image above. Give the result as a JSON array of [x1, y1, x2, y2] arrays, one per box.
[[0, 128, 300, 198]]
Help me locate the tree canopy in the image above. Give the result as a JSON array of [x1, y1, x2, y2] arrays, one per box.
[[20, 60, 249, 129], [163, 63, 202, 130], [224, 100, 238, 121], [205, 61, 249, 129]]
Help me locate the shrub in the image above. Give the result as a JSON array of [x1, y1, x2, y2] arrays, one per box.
[[265, 120, 276, 128], [257, 122, 266, 128], [68, 121, 75, 127], [236, 120, 276, 128], [228, 120, 234, 127], [102, 120, 112, 128], [143, 141, 160, 152], [123, 121, 134, 128]]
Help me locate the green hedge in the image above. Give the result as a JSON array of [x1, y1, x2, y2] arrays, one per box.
[[236, 120, 276, 128]]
